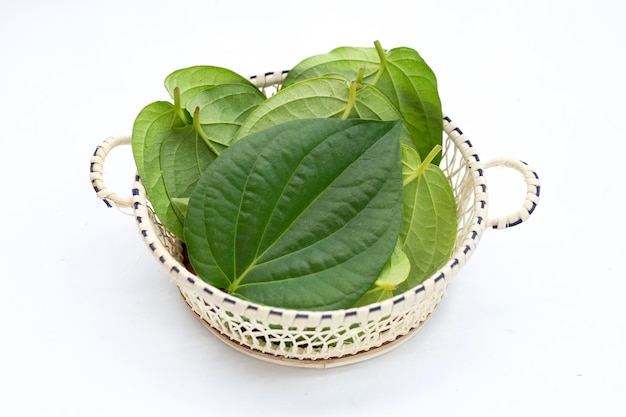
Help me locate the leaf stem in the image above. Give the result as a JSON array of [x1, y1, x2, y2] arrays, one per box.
[[341, 81, 359, 120], [403, 145, 442, 186], [355, 65, 366, 85], [173, 87, 190, 124], [193, 106, 221, 157], [372, 40, 387, 86]]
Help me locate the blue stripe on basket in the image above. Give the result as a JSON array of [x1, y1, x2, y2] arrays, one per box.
[[454, 127, 463, 135], [536, 185, 541, 197], [345, 311, 357, 317], [506, 219, 523, 228], [322, 314, 332, 319], [136, 216, 143, 224], [369, 305, 381, 313], [158, 256, 165, 263], [250, 70, 289, 79], [393, 296, 405, 305], [443, 116, 451, 122], [149, 243, 156, 251], [132, 188, 139, 196], [434, 273, 445, 282], [203, 287, 213, 295], [296, 313, 308, 319], [224, 297, 236, 305], [451, 259, 459, 268], [171, 266, 179, 273], [269, 310, 282, 317], [415, 285, 425, 294]]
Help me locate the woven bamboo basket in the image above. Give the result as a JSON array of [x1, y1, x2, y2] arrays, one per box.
[[90, 70, 540, 368]]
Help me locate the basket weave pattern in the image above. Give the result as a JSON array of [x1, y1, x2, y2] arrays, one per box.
[[129, 111, 488, 366]]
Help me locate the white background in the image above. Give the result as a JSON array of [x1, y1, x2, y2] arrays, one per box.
[[1, 0, 624, 415]]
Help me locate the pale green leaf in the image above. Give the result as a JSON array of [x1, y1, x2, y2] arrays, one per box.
[[186, 83, 266, 145], [282, 46, 380, 88], [367, 47, 442, 164], [234, 75, 405, 142], [131, 101, 186, 237], [164, 66, 257, 108], [396, 145, 457, 292], [352, 239, 411, 307]]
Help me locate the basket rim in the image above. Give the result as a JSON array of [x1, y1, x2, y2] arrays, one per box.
[[130, 114, 489, 323]]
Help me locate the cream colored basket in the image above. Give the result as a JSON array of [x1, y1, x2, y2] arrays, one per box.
[[90, 71, 540, 368]]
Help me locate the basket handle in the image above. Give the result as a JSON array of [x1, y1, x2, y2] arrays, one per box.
[[89, 135, 133, 209], [483, 157, 541, 229]]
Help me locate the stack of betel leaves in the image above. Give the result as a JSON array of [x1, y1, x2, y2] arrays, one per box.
[[131, 40, 457, 311]]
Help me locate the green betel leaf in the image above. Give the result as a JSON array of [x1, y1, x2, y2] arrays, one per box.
[[132, 101, 187, 237], [164, 66, 257, 108], [131, 101, 182, 180], [185, 118, 404, 310], [352, 239, 411, 307], [186, 83, 266, 146], [282, 46, 380, 88], [369, 46, 443, 164], [234, 76, 352, 140], [234, 75, 406, 142], [160, 125, 222, 227], [396, 145, 457, 292]]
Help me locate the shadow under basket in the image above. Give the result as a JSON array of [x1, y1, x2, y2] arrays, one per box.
[[89, 71, 540, 368]]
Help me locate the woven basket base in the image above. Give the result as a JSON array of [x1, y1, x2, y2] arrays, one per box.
[[179, 289, 433, 368]]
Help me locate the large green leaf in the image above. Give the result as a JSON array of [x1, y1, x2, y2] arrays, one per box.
[[185, 118, 404, 310], [372, 47, 442, 164], [131, 101, 186, 237], [186, 83, 266, 146], [396, 145, 457, 292], [282, 46, 380, 88], [235, 76, 351, 139], [164, 65, 258, 108], [234, 75, 405, 141], [131, 101, 180, 180]]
